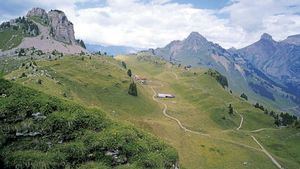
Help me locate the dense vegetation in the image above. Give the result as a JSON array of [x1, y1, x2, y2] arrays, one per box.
[[0, 79, 178, 169]]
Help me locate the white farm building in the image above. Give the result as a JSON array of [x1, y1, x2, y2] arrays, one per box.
[[157, 93, 175, 98]]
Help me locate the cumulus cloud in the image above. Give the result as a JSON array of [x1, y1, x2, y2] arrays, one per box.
[[0, 0, 300, 49], [70, 0, 247, 48]]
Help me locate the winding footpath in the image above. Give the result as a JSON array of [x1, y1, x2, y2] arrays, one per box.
[[236, 111, 244, 130], [150, 86, 210, 137], [251, 136, 284, 169], [250, 128, 277, 133], [150, 84, 261, 151], [147, 72, 284, 169]]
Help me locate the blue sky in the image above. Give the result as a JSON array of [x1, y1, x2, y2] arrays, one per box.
[[0, 0, 300, 48], [175, 0, 230, 9]]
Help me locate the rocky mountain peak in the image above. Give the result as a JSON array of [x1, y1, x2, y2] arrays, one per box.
[[26, 7, 48, 19], [260, 33, 273, 41], [186, 32, 207, 42], [183, 32, 210, 49], [47, 9, 76, 44]]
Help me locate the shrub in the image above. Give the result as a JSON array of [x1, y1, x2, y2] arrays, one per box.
[[37, 79, 42, 85]]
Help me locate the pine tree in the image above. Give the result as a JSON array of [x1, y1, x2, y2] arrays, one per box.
[[228, 104, 234, 115], [121, 61, 127, 69], [128, 82, 137, 96], [274, 114, 280, 127], [127, 69, 132, 77], [240, 93, 248, 100]]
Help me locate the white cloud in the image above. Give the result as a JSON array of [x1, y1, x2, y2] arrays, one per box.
[[68, 0, 247, 48], [220, 0, 300, 43]]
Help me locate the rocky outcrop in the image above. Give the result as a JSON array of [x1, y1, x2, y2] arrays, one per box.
[[26, 7, 48, 20], [0, 7, 87, 54], [26, 8, 78, 45], [48, 10, 76, 44]]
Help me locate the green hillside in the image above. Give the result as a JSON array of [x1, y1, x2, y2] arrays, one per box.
[[0, 78, 178, 168], [4, 54, 300, 169]]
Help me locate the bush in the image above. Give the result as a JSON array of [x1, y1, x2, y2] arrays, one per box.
[[37, 79, 42, 84]]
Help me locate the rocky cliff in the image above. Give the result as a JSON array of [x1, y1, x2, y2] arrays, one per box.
[[26, 8, 77, 45], [47, 10, 76, 44], [0, 7, 86, 54], [26, 7, 48, 20]]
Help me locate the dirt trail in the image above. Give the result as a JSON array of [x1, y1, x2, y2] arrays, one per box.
[[251, 136, 284, 169], [236, 111, 243, 130], [172, 72, 178, 80], [149, 84, 262, 151], [147, 74, 284, 167], [250, 128, 277, 133], [151, 86, 209, 137]]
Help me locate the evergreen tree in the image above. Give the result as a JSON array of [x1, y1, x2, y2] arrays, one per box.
[[240, 93, 248, 100], [121, 61, 127, 69], [128, 82, 138, 96], [264, 109, 269, 115], [274, 114, 280, 127], [228, 104, 234, 115], [127, 69, 132, 77]]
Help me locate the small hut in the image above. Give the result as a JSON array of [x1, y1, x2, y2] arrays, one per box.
[[157, 93, 175, 98]]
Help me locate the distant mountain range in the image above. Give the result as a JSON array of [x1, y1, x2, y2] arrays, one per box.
[[152, 32, 300, 114], [86, 44, 142, 56]]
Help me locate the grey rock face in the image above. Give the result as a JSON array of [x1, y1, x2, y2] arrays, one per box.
[[26, 7, 48, 20], [48, 10, 76, 44], [25, 8, 77, 45]]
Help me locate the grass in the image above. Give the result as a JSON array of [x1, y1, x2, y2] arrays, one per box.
[[5, 54, 300, 169], [0, 78, 178, 168], [0, 29, 24, 50]]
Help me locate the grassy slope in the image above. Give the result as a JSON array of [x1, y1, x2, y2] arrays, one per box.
[[0, 29, 24, 50], [0, 78, 178, 169], [5, 55, 300, 169]]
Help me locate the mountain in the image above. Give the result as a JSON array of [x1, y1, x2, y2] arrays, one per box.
[[152, 32, 299, 114], [0, 8, 86, 55], [86, 44, 142, 56], [282, 34, 300, 45], [237, 33, 300, 104]]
